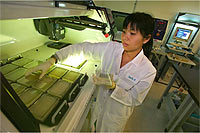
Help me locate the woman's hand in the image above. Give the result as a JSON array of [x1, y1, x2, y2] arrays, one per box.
[[92, 74, 116, 89], [25, 58, 56, 79]]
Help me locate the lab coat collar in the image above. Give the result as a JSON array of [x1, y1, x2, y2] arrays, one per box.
[[130, 49, 144, 66]]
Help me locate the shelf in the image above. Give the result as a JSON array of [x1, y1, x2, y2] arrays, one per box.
[[187, 116, 200, 127], [163, 92, 199, 132]]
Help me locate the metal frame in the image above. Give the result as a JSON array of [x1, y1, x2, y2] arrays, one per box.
[[0, 1, 92, 20], [164, 12, 200, 48]]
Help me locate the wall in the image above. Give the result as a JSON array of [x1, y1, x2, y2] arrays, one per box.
[[94, 1, 135, 13], [94, 0, 199, 19], [134, 1, 199, 20], [94, 0, 200, 53]]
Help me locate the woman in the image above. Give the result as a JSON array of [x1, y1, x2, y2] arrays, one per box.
[[26, 12, 156, 132]]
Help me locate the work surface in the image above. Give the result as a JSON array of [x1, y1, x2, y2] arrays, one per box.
[[21, 44, 99, 132], [172, 64, 199, 106], [167, 53, 196, 66]]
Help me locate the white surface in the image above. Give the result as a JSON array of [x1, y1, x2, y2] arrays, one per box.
[[0, 34, 15, 46]]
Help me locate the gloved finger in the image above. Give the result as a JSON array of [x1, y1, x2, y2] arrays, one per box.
[[93, 75, 106, 85], [92, 75, 97, 83], [39, 71, 46, 79], [106, 81, 116, 89], [25, 67, 38, 77], [92, 75, 101, 85], [92, 74, 96, 80]]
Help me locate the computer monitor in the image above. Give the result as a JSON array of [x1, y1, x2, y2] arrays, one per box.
[[111, 11, 130, 41], [153, 18, 168, 40], [112, 11, 130, 31], [173, 27, 193, 42]]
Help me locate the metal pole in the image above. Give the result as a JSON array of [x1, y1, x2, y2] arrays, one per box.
[[157, 72, 177, 109], [133, 0, 138, 13]]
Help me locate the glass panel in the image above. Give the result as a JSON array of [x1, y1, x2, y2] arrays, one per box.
[[11, 83, 27, 95], [24, 60, 42, 69], [62, 71, 81, 83], [48, 80, 72, 98], [19, 88, 43, 107], [32, 76, 56, 92], [48, 67, 68, 79], [0, 64, 19, 75], [12, 58, 32, 66], [17, 73, 40, 87], [5, 68, 27, 82], [29, 94, 60, 122]]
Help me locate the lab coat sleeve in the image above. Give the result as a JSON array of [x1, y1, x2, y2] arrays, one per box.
[[55, 41, 110, 62], [110, 71, 156, 107]]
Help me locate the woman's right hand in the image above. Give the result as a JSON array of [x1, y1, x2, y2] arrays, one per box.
[[25, 58, 56, 79]]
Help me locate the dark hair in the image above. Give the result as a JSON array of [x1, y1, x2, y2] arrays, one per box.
[[123, 12, 154, 38], [123, 12, 155, 58]]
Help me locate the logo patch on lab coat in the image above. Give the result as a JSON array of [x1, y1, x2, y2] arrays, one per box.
[[127, 75, 136, 82]]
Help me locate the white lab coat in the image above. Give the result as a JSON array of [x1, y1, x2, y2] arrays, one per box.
[[55, 41, 156, 132]]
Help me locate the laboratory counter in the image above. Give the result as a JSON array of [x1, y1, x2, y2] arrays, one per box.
[[2, 44, 99, 132], [154, 52, 196, 82]]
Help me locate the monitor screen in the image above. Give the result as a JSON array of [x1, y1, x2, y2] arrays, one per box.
[[112, 11, 130, 31], [153, 18, 168, 40], [173, 27, 192, 42]]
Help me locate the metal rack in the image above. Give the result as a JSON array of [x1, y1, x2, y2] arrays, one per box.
[[157, 64, 199, 132]]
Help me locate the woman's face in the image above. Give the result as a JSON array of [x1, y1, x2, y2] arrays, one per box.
[[121, 23, 150, 53]]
